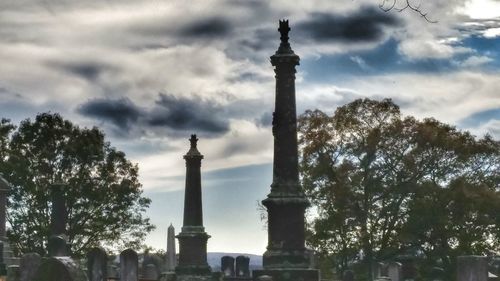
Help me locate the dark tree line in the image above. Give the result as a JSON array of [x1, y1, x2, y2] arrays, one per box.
[[298, 99, 499, 280], [0, 113, 154, 257]]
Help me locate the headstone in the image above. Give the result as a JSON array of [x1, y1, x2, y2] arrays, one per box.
[[400, 258, 416, 280], [342, 270, 354, 281], [373, 262, 387, 278], [19, 253, 42, 281], [144, 264, 159, 280], [490, 258, 500, 275], [120, 249, 138, 281], [143, 254, 163, 277], [235, 256, 250, 277], [221, 256, 235, 277], [388, 262, 402, 281], [108, 265, 119, 279], [257, 275, 273, 281], [457, 256, 488, 281], [33, 257, 86, 281], [87, 247, 107, 281], [48, 235, 69, 257], [430, 267, 444, 281], [7, 265, 20, 281]]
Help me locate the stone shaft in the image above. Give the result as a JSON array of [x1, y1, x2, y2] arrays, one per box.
[[261, 20, 310, 270], [50, 184, 67, 236], [0, 176, 11, 239], [176, 135, 211, 276], [166, 224, 176, 272]]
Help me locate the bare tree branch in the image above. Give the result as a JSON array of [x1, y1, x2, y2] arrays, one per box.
[[379, 0, 437, 23]]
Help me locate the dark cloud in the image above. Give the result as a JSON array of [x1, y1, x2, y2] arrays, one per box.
[[51, 61, 111, 81], [78, 98, 142, 130], [296, 6, 401, 43], [179, 17, 233, 38], [148, 93, 229, 134], [78, 93, 231, 137]]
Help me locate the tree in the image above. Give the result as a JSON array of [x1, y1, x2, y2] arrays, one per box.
[[298, 99, 500, 280], [0, 113, 154, 257]]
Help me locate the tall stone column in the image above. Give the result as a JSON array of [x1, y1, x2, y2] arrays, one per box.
[[166, 223, 176, 272], [0, 176, 10, 240], [176, 135, 211, 280], [253, 20, 319, 281], [0, 176, 10, 273], [48, 183, 69, 257]]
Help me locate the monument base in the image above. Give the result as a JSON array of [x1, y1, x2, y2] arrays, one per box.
[[175, 271, 221, 281], [253, 268, 319, 281]]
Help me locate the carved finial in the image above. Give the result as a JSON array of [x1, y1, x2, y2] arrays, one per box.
[[278, 19, 290, 44], [189, 134, 198, 149]]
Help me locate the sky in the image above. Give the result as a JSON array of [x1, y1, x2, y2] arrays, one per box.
[[1, 0, 500, 255]]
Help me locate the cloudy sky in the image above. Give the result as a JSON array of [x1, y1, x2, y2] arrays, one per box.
[[1, 0, 499, 255]]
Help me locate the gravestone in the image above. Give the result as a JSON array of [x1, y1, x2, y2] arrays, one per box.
[[120, 249, 138, 281], [144, 263, 159, 280], [388, 262, 402, 281], [374, 262, 387, 278], [399, 258, 416, 280], [430, 267, 445, 281], [33, 257, 87, 281], [457, 256, 488, 281], [342, 270, 354, 281], [143, 254, 163, 278], [8, 264, 20, 281], [108, 264, 119, 279], [19, 253, 41, 281], [235, 256, 250, 277], [87, 247, 107, 281], [221, 256, 235, 277]]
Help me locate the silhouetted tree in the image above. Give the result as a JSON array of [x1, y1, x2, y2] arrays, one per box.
[[0, 113, 154, 257], [298, 99, 499, 280]]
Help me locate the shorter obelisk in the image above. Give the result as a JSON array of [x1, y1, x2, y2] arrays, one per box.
[[175, 135, 212, 281], [166, 224, 177, 272], [0, 175, 10, 274], [48, 183, 70, 257]]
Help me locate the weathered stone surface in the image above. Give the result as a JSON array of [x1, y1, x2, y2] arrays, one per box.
[[120, 249, 138, 281], [33, 257, 87, 281], [342, 270, 354, 281], [388, 262, 402, 281], [429, 267, 444, 281], [8, 264, 20, 281], [253, 19, 319, 281], [48, 235, 69, 257], [87, 247, 107, 281], [107, 264, 119, 279], [221, 256, 235, 277], [143, 254, 164, 277], [144, 263, 159, 280], [166, 224, 177, 272], [176, 135, 211, 278], [457, 256, 488, 281], [235, 256, 249, 277], [19, 253, 41, 281]]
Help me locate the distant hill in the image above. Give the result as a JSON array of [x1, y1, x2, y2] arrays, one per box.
[[207, 252, 263, 271]]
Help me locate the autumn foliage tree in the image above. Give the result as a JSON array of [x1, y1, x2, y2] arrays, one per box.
[[298, 99, 500, 280], [0, 113, 154, 257]]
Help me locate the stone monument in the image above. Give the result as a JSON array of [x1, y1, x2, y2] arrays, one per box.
[[166, 223, 177, 272], [0, 175, 13, 269], [48, 183, 69, 257], [175, 135, 212, 281], [252, 20, 319, 281]]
